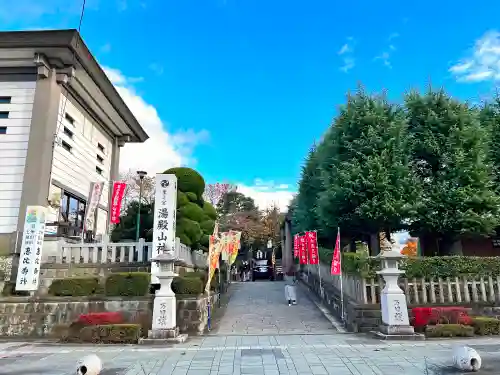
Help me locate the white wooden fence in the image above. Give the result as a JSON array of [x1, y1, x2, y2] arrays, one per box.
[[306, 263, 500, 306], [44, 237, 207, 269]]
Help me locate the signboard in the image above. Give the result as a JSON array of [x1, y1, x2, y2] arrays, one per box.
[[15, 206, 47, 291], [151, 174, 178, 284], [110, 182, 126, 224]]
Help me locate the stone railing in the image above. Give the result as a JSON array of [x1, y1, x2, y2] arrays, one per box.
[[44, 237, 207, 269], [305, 263, 500, 306]]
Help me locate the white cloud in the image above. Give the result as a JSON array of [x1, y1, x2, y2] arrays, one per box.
[[102, 67, 209, 175], [374, 33, 399, 69], [235, 180, 296, 212], [450, 30, 500, 83], [339, 37, 356, 73]]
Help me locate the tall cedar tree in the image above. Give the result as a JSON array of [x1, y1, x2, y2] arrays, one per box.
[[405, 89, 500, 253], [481, 98, 500, 191], [291, 145, 323, 235], [317, 89, 418, 242]]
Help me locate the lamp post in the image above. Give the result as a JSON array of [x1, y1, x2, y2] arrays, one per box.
[[135, 170, 147, 241]]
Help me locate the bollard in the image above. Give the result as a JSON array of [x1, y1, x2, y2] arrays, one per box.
[[76, 354, 102, 375], [452, 346, 482, 372]]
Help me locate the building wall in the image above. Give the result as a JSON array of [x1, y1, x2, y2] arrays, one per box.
[[0, 81, 36, 234], [49, 93, 113, 235]]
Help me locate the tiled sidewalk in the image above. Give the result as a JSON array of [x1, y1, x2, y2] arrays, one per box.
[[1, 335, 500, 374]]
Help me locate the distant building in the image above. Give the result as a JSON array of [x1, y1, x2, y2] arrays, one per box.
[[0, 29, 149, 254]]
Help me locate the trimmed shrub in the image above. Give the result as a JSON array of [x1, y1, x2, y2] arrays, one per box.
[[471, 317, 500, 335], [320, 250, 500, 279], [200, 219, 215, 234], [48, 277, 101, 296], [186, 192, 198, 202], [105, 272, 150, 297], [79, 324, 141, 344], [200, 234, 210, 247], [2, 281, 30, 296], [178, 218, 202, 242], [202, 202, 217, 220], [425, 324, 474, 338], [164, 167, 206, 198], [171, 276, 204, 295], [184, 271, 208, 284], [178, 191, 189, 207], [77, 312, 124, 326], [179, 202, 205, 222]]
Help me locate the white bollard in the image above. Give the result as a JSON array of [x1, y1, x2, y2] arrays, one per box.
[[76, 354, 102, 375], [452, 346, 482, 372]]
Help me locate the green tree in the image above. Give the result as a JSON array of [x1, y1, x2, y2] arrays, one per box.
[[316, 89, 418, 251], [217, 191, 258, 215], [111, 201, 154, 242], [405, 89, 500, 253]]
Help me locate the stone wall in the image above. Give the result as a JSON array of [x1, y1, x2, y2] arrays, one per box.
[[177, 293, 220, 335], [0, 293, 219, 338]]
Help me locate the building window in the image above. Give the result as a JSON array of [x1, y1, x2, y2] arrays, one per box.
[[65, 113, 75, 125], [97, 154, 104, 163], [63, 126, 74, 139], [0, 97, 11, 104], [61, 140, 72, 152], [59, 191, 86, 230], [0, 111, 9, 119], [97, 142, 105, 153], [0, 126, 6, 134], [96, 166, 103, 175]]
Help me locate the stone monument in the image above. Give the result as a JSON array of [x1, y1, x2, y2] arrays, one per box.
[[372, 236, 424, 340], [139, 252, 188, 344]]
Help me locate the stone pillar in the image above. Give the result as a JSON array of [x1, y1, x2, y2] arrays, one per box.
[[140, 252, 187, 344], [373, 249, 423, 340]]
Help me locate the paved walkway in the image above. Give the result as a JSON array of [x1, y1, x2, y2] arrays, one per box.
[[214, 281, 339, 335], [2, 336, 500, 374]]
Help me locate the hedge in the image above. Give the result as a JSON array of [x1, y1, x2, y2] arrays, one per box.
[[105, 272, 150, 297], [425, 324, 474, 338], [171, 276, 204, 295], [79, 324, 141, 343], [202, 202, 217, 220], [471, 317, 500, 335], [48, 277, 101, 296], [318, 248, 500, 279], [186, 192, 198, 202], [164, 167, 205, 198], [179, 202, 205, 222]]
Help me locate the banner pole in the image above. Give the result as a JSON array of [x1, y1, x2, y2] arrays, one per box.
[[338, 227, 344, 322], [315, 230, 322, 296]]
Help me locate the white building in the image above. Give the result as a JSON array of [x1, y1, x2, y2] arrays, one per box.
[[0, 29, 149, 256]]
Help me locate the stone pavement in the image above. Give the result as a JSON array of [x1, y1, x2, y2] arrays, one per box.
[[2, 335, 500, 374], [214, 281, 340, 335]]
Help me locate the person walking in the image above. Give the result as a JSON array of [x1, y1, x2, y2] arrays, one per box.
[[284, 265, 298, 306]]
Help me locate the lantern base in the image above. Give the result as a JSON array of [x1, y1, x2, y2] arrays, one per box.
[[139, 328, 188, 345], [371, 324, 425, 340]]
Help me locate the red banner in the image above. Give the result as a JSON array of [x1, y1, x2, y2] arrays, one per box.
[[331, 229, 341, 275], [306, 231, 319, 265], [299, 235, 308, 264], [293, 234, 299, 258], [110, 182, 126, 224]]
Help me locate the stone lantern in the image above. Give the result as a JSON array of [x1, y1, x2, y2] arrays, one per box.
[[140, 252, 187, 344], [373, 239, 423, 340]]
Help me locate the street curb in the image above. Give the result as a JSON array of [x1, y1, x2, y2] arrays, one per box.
[[298, 281, 347, 333]]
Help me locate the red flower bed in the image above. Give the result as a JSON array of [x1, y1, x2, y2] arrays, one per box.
[[77, 312, 124, 326], [412, 307, 472, 328]]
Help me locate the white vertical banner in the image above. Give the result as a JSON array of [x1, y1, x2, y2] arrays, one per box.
[[15, 206, 47, 291], [151, 174, 178, 284], [84, 181, 104, 231]]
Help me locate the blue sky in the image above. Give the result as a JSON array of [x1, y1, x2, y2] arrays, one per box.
[[2, 0, 500, 209]]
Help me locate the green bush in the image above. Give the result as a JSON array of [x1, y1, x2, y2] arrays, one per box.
[[425, 324, 474, 338], [171, 276, 204, 295], [472, 317, 500, 335], [178, 218, 202, 242], [200, 234, 210, 247], [203, 202, 217, 220], [200, 219, 215, 234], [105, 272, 150, 297], [164, 167, 205, 198], [177, 232, 192, 246], [186, 192, 198, 202], [79, 324, 141, 343], [2, 281, 30, 296], [178, 191, 189, 207], [48, 277, 101, 296], [184, 271, 208, 283], [179, 202, 205, 222], [319, 249, 500, 279]]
